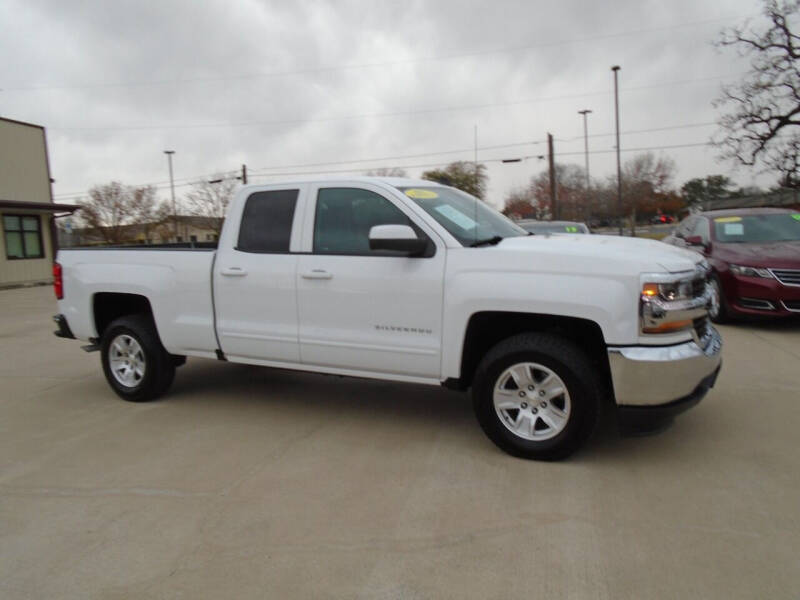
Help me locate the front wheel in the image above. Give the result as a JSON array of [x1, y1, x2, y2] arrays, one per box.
[[101, 315, 175, 402], [708, 274, 729, 324], [472, 333, 600, 460]]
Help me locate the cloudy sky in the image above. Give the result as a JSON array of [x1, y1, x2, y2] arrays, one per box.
[[0, 0, 770, 210]]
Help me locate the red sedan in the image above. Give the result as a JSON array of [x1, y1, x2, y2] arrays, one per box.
[[663, 208, 800, 322]]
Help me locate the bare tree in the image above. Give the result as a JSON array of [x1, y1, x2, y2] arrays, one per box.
[[79, 182, 162, 245], [129, 185, 159, 242], [365, 167, 408, 177], [185, 176, 237, 236], [619, 153, 677, 225], [502, 187, 537, 219], [80, 182, 133, 244], [714, 1, 800, 186]]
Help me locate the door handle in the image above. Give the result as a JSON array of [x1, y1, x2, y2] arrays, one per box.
[[301, 269, 333, 280], [221, 267, 248, 276]]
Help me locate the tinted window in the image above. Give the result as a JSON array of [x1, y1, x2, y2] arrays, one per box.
[[313, 188, 412, 255], [238, 189, 299, 253]]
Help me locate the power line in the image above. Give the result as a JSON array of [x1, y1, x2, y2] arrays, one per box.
[[4, 15, 748, 93], [48, 75, 737, 133], [53, 139, 716, 202], [247, 140, 546, 174], [52, 130, 719, 200], [557, 121, 718, 142]]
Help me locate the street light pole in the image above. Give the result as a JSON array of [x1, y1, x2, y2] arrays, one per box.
[[578, 109, 592, 222], [611, 66, 623, 236], [164, 150, 176, 240]]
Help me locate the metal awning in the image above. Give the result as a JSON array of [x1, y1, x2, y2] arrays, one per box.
[[0, 199, 80, 213]]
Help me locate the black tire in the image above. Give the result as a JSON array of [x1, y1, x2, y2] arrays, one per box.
[[100, 314, 176, 402], [472, 333, 600, 461], [709, 273, 729, 324]]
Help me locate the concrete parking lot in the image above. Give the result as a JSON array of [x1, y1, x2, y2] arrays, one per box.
[[1, 285, 799, 599]]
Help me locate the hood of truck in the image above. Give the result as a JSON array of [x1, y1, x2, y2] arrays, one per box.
[[493, 234, 701, 274]]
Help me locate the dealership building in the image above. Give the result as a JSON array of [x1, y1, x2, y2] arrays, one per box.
[[0, 117, 78, 288]]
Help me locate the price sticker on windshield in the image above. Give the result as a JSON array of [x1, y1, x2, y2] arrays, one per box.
[[405, 189, 439, 199], [723, 223, 744, 235], [792, 214, 800, 221], [714, 216, 742, 223], [565, 226, 578, 233]]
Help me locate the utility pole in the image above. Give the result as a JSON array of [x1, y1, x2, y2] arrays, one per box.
[[611, 66, 623, 236], [164, 150, 177, 239], [578, 109, 592, 222], [548, 133, 558, 220], [241, 164, 248, 184]]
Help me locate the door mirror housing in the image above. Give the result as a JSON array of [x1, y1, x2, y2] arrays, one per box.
[[368, 224, 427, 256], [685, 235, 709, 250]]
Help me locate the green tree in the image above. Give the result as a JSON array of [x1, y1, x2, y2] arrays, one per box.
[[680, 175, 736, 208], [421, 161, 488, 199]]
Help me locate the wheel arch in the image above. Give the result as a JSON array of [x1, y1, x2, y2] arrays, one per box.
[[93, 292, 158, 340], [449, 311, 612, 395]]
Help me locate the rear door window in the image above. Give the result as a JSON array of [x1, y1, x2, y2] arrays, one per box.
[[237, 190, 299, 253]]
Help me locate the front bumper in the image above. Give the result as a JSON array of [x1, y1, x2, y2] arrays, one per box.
[[607, 325, 722, 407], [617, 365, 720, 434], [724, 272, 800, 317]]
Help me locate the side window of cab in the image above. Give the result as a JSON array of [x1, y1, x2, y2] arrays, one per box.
[[312, 187, 432, 256]]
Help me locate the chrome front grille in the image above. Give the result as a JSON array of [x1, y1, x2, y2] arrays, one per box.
[[770, 268, 800, 286]]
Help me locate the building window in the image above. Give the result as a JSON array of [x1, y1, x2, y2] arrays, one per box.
[[205, 233, 213, 241], [3, 214, 44, 260], [190, 235, 197, 243]]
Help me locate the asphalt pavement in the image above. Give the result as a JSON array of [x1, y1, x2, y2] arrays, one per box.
[[1, 285, 799, 599]]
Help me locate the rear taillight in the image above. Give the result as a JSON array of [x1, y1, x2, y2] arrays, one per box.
[[53, 262, 63, 299]]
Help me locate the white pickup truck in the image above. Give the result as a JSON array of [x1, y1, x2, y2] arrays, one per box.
[[54, 177, 722, 459]]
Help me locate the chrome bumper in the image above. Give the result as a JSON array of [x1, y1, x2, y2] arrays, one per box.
[[607, 326, 722, 406]]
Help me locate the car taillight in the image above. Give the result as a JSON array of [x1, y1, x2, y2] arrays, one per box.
[[53, 262, 63, 300]]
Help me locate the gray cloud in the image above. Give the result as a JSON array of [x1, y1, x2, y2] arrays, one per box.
[[0, 0, 766, 208]]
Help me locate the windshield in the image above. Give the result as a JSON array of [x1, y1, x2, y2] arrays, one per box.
[[520, 222, 589, 234], [713, 213, 800, 243], [397, 186, 528, 246]]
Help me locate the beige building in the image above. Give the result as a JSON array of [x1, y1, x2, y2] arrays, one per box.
[[0, 117, 78, 288]]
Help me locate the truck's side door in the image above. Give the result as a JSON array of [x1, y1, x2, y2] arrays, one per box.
[[213, 186, 306, 364], [296, 184, 445, 379]]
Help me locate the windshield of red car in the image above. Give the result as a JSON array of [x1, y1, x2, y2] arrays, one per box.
[[713, 213, 800, 243]]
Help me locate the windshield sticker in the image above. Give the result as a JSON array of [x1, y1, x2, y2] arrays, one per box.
[[405, 189, 439, 199], [565, 226, 579, 233], [714, 216, 742, 223], [434, 204, 477, 230], [792, 214, 800, 221], [723, 223, 744, 235]]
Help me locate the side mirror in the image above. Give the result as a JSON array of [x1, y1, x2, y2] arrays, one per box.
[[685, 235, 709, 250], [368, 224, 427, 256]]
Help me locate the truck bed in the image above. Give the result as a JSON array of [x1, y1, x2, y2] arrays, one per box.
[[57, 247, 219, 358]]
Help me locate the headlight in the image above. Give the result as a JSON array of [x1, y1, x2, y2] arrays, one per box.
[[729, 264, 773, 278], [640, 270, 709, 335], [642, 280, 695, 302]]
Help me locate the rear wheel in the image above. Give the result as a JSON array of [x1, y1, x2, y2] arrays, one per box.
[[472, 333, 600, 460], [101, 315, 175, 402]]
